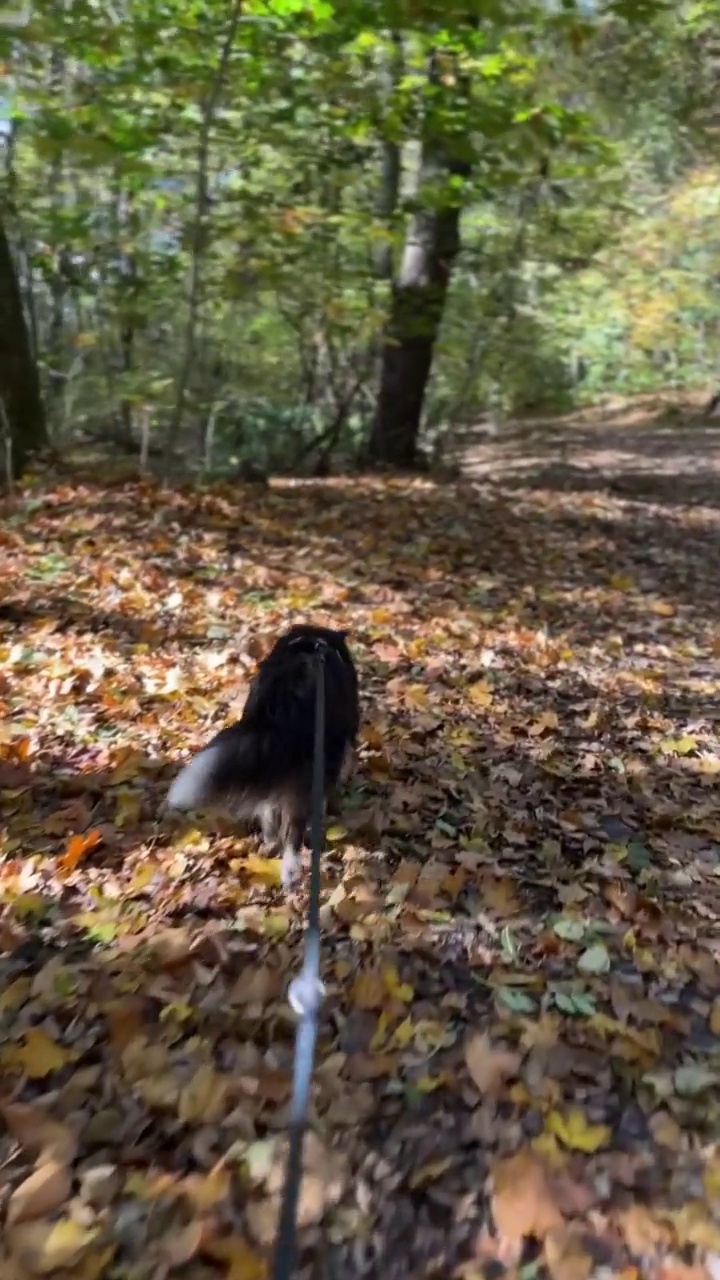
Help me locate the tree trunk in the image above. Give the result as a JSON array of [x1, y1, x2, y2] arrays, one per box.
[[164, 0, 243, 471], [368, 56, 472, 469], [0, 214, 47, 480], [372, 32, 403, 282]]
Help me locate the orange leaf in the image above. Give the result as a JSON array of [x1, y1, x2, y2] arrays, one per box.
[[59, 829, 102, 874]]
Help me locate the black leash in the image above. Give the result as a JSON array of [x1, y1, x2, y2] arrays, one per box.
[[271, 641, 327, 1280]]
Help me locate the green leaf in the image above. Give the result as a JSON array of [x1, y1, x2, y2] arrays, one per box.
[[553, 917, 586, 942], [553, 990, 597, 1017], [577, 944, 611, 975], [674, 1065, 720, 1097], [498, 988, 537, 1014]]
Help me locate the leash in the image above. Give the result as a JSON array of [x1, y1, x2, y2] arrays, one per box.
[[271, 641, 327, 1280]]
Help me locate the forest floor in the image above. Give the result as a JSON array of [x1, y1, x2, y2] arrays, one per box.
[[1, 397, 720, 1280]]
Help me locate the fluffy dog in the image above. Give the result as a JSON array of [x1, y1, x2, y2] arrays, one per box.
[[166, 624, 359, 888]]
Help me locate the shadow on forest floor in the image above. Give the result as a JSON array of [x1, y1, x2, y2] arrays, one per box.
[[1, 399, 720, 1280]]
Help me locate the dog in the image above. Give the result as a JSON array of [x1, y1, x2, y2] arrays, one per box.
[[166, 624, 359, 888]]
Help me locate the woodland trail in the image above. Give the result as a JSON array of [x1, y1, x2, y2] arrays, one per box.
[[1, 401, 720, 1280]]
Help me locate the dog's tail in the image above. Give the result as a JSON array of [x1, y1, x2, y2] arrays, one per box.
[[166, 724, 258, 811]]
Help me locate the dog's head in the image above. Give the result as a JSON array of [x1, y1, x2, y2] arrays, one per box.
[[284, 623, 348, 645], [268, 624, 355, 676]]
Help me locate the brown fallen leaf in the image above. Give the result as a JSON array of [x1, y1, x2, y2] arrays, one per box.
[[0, 1101, 77, 1163], [7, 1159, 72, 1226], [6, 1217, 97, 1273], [464, 1031, 521, 1097], [350, 970, 386, 1010], [617, 1203, 673, 1254], [161, 1218, 207, 1267], [491, 1149, 564, 1252], [248, 1131, 348, 1246], [203, 1235, 268, 1280], [74, 1245, 118, 1280], [178, 1064, 228, 1124], [182, 1166, 232, 1212], [544, 1225, 593, 1280]]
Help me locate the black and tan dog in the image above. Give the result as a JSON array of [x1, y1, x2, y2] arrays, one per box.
[[166, 624, 359, 888]]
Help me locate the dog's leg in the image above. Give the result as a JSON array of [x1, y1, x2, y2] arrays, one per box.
[[258, 802, 280, 848], [326, 742, 355, 815], [280, 803, 309, 892], [338, 742, 356, 785]]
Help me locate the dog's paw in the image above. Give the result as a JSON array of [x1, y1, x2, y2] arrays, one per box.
[[281, 847, 301, 891]]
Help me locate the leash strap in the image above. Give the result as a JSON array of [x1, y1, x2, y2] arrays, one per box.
[[271, 641, 327, 1280]]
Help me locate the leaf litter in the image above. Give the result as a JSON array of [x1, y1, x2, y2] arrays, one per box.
[[0, 456, 720, 1278]]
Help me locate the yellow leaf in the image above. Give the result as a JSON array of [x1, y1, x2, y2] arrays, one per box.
[[2, 1028, 74, 1079], [414, 1072, 451, 1093], [546, 1108, 610, 1153], [326, 824, 347, 842], [710, 999, 720, 1037], [205, 1235, 268, 1280], [610, 573, 634, 591], [0, 976, 31, 1012], [382, 965, 413, 1003], [391, 1017, 415, 1048], [260, 911, 290, 938], [468, 681, 493, 708], [129, 861, 158, 893], [178, 1064, 228, 1124], [409, 1156, 453, 1189], [242, 854, 282, 886], [6, 1217, 97, 1272], [115, 791, 142, 829], [370, 1011, 390, 1051], [671, 735, 697, 756], [405, 683, 429, 709], [650, 600, 675, 617], [703, 1153, 720, 1202], [12, 893, 51, 920], [351, 971, 385, 1010], [76, 1246, 117, 1280]]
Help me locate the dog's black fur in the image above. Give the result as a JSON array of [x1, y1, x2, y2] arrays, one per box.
[[166, 624, 359, 888]]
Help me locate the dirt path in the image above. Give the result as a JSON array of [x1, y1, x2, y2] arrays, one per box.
[[459, 394, 720, 501]]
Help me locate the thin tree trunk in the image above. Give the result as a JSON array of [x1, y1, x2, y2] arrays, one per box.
[[47, 47, 67, 417], [164, 0, 243, 470], [368, 53, 472, 469], [0, 214, 47, 479], [372, 31, 403, 281], [4, 120, 39, 362]]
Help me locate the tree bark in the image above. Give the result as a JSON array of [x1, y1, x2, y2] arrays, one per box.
[[368, 55, 472, 469], [0, 214, 47, 480]]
